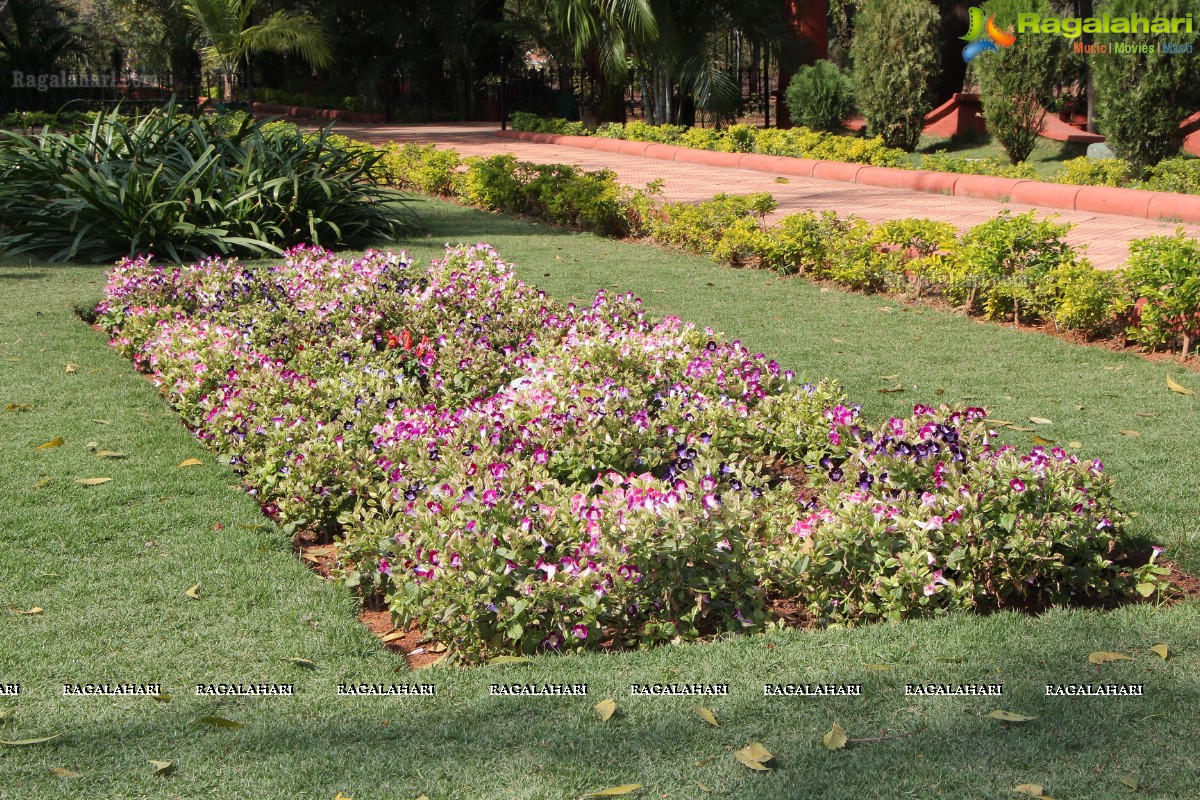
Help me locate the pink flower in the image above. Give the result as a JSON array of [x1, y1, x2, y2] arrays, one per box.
[[923, 570, 949, 596], [572, 624, 588, 640], [1010, 478, 1026, 493]]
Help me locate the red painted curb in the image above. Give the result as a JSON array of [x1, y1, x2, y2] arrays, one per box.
[[773, 158, 821, 178], [1147, 193, 1200, 224], [812, 161, 865, 182], [644, 143, 681, 161], [856, 166, 915, 190], [1075, 185, 1152, 218], [588, 137, 624, 153], [953, 175, 1028, 202], [492, 130, 1200, 226], [616, 141, 651, 157], [668, 148, 733, 167], [901, 170, 959, 194], [556, 134, 595, 149], [1009, 181, 1083, 209], [1080, 183, 1152, 215], [737, 153, 785, 172]]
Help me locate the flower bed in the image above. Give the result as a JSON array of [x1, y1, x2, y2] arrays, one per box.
[[98, 244, 1166, 662]]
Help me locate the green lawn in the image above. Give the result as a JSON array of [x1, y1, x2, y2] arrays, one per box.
[[1, 198, 1198, 799], [908, 131, 1091, 178]]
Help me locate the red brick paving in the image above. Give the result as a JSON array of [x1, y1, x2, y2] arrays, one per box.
[[325, 122, 1199, 270]]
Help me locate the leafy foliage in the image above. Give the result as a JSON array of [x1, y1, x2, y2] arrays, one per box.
[[917, 153, 1036, 179], [98, 243, 1153, 660], [1122, 230, 1200, 355], [784, 60, 855, 133], [1041, 260, 1128, 334], [849, 0, 941, 152], [510, 114, 906, 166], [635, 192, 776, 251], [949, 211, 1075, 323], [0, 106, 417, 262], [1138, 157, 1200, 195], [1053, 156, 1134, 187], [973, 0, 1067, 164], [391, 141, 1198, 347], [1091, 0, 1200, 172], [457, 154, 629, 235]]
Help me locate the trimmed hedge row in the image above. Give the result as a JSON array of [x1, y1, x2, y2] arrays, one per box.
[[384, 142, 1200, 357], [509, 113, 1200, 197]]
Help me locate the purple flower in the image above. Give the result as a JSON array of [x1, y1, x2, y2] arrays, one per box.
[[572, 624, 588, 640], [1010, 478, 1026, 493]]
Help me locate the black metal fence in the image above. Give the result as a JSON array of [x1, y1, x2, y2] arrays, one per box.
[[502, 65, 592, 121], [0, 67, 253, 116]]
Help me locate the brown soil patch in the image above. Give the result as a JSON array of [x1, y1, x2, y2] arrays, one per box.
[[1161, 560, 1200, 600], [358, 610, 446, 670], [294, 533, 446, 669]]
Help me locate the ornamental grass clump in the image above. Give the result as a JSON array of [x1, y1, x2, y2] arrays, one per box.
[[0, 106, 416, 262], [98, 243, 1164, 662]]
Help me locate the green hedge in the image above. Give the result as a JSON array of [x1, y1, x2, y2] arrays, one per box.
[[383, 140, 1200, 355], [509, 114, 1200, 196]]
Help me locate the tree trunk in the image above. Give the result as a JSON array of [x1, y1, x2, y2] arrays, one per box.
[[1078, 0, 1097, 133]]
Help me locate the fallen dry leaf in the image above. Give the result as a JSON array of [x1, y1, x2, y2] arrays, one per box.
[[1167, 375, 1194, 396], [735, 742, 775, 770], [584, 785, 642, 797], [693, 705, 719, 728], [984, 710, 1036, 722], [820, 722, 848, 750], [595, 698, 617, 721]]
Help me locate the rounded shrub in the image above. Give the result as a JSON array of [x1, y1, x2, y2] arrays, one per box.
[[784, 60, 855, 133]]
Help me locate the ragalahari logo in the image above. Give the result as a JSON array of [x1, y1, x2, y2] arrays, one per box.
[[962, 7, 1017, 62]]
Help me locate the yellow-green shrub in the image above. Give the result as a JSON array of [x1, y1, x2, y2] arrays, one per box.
[[1052, 156, 1133, 187]]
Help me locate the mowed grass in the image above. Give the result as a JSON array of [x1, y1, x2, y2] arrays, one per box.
[[0, 199, 1197, 800], [908, 131, 1091, 179]]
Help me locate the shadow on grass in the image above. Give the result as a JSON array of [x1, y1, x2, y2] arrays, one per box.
[[915, 132, 1090, 167], [14, 603, 1200, 799]]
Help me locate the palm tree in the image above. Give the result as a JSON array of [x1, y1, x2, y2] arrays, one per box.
[[503, 0, 657, 121], [0, 0, 91, 75], [181, 0, 332, 102]]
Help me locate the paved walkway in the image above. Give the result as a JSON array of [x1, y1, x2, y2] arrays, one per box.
[[325, 122, 1200, 270]]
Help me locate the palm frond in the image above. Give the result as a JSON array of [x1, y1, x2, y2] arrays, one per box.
[[242, 11, 334, 71]]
